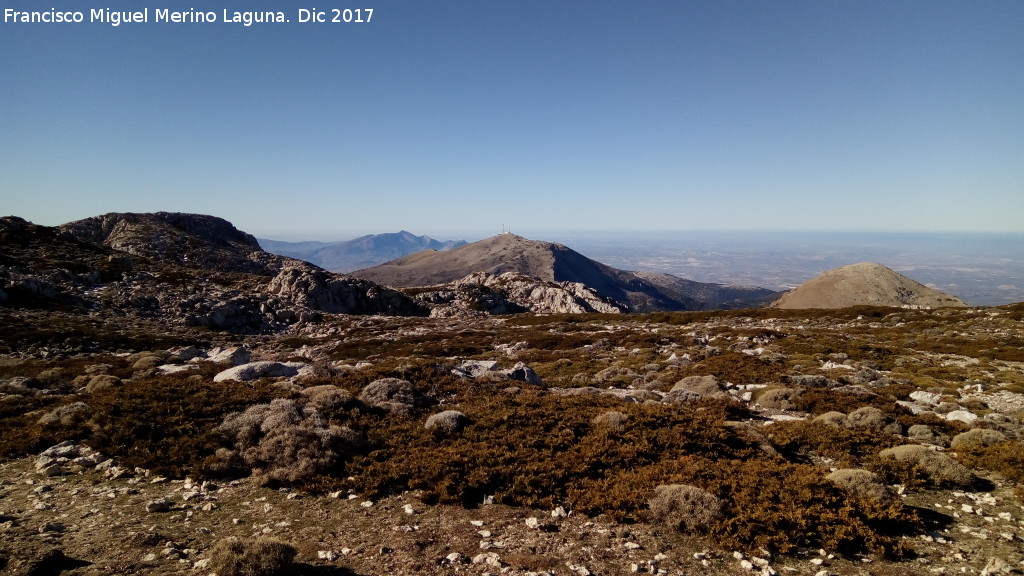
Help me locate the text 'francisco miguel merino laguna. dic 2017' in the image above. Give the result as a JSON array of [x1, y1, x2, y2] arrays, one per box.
[[3, 8, 300, 26]]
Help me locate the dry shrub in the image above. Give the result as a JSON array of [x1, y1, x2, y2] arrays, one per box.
[[666, 456, 915, 556], [767, 420, 901, 467], [906, 424, 950, 447], [757, 387, 802, 410], [648, 484, 722, 533], [846, 406, 902, 435], [591, 411, 628, 434], [38, 402, 90, 428], [85, 374, 121, 393], [208, 537, 295, 576], [214, 398, 362, 485], [813, 411, 847, 427], [950, 428, 1008, 450], [424, 410, 469, 434], [678, 352, 782, 384], [826, 468, 897, 505], [299, 385, 354, 413], [83, 375, 282, 477], [359, 377, 416, 414], [957, 441, 1024, 495], [873, 444, 974, 488]]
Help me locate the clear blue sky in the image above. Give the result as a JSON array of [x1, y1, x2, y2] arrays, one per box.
[[3, 0, 1022, 239]]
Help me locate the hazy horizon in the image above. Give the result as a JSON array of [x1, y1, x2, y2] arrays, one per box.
[[255, 227, 1024, 307]]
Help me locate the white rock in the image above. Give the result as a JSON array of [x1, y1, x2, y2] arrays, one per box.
[[945, 410, 978, 424], [317, 550, 339, 561], [472, 552, 502, 567], [146, 498, 172, 513], [213, 361, 305, 383]]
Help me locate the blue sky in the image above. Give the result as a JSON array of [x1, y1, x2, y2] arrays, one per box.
[[2, 0, 1022, 239]]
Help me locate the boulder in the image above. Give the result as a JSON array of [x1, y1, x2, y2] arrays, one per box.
[[502, 362, 541, 385], [213, 361, 304, 383]]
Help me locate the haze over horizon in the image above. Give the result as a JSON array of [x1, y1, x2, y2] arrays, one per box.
[[3, 1, 1023, 237]]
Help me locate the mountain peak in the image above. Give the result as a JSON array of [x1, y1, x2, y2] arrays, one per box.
[[771, 262, 966, 309], [354, 234, 775, 312]]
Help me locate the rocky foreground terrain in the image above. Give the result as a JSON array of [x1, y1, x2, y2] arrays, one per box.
[[3, 301, 1024, 576], [2, 212, 1023, 576]]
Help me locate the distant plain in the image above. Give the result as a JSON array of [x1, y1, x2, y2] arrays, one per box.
[[536, 231, 1024, 307]]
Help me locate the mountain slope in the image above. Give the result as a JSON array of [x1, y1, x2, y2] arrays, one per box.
[[259, 231, 466, 272], [3, 213, 427, 331], [355, 234, 776, 312], [59, 212, 279, 275], [770, 262, 967, 309]]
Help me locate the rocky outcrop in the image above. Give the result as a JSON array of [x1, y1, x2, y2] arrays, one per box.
[[355, 233, 775, 312], [58, 212, 277, 275], [266, 266, 427, 316], [411, 272, 626, 317], [1, 215, 428, 332]]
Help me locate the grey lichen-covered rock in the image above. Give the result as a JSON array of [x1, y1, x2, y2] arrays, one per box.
[[452, 360, 499, 378], [213, 361, 305, 383], [946, 410, 979, 425], [425, 410, 470, 434], [503, 362, 542, 385]]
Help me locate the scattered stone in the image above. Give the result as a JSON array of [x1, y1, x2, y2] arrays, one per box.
[[146, 498, 172, 513]]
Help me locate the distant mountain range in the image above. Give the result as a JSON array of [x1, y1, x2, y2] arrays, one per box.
[[259, 232, 466, 272], [0, 212, 975, 333], [354, 233, 778, 312]]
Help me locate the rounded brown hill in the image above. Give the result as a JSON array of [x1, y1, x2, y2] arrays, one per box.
[[771, 262, 967, 309]]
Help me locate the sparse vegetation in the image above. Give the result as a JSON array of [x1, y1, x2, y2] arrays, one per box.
[[2, 299, 1024, 572], [208, 537, 296, 576]]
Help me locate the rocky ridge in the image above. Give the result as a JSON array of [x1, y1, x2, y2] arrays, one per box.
[[355, 233, 777, 312], [1, 215, 426, 333]]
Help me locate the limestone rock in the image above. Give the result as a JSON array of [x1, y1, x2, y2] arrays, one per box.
[[213, 361, 305, 383]]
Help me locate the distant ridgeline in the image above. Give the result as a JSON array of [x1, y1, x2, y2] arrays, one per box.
[[0, 212, 973, 335]]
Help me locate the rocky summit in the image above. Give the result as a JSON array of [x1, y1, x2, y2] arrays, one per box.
[[771, 262, 967, 309], [355, 233, 777, 312], [1, 212, 1023, 576]]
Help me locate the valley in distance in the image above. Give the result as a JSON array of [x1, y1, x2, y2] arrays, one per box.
[[2, 211, 1024, 576]]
